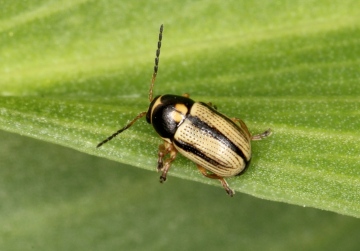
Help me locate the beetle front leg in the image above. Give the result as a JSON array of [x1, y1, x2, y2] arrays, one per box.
[[157, 141, 177, 183], [197, 165, 235, 197], [157, 143, 167, 171]]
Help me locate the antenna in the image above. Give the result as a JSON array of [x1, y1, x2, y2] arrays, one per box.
[[148, 24, 163, 102], [96, 111, 147, 148], [97, 25, 164, 148]]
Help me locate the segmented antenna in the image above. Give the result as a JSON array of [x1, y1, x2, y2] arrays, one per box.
[[97, 25, 163, 148], [96, 111, 147, 148], [148, 24, 163, 102]]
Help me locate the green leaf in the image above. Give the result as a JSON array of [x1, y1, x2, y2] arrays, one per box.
[[1, 0, 359, 219], [2, 130, 360, 250]]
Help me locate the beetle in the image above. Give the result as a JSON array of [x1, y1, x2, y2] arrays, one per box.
[[97, 24, 272, 196]]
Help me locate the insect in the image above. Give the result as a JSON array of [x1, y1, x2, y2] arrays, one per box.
[[97, 24, 272, 196]]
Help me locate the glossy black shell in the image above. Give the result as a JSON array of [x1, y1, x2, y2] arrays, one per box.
[[146, 95, 194, 140]]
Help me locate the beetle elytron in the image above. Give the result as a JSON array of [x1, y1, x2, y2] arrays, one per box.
[[97, 24, 272, 196]]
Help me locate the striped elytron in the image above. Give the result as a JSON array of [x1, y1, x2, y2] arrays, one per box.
[[97, 24, 272, 196]]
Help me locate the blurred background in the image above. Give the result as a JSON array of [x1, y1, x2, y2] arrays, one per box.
[[1, 0, 359, 250], [1, 130, 360, 250]]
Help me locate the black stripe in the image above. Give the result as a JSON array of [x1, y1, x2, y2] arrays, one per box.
[[199, 102, 250, 142], [187, 115, 248, 163], [173, 139, 221, 167]]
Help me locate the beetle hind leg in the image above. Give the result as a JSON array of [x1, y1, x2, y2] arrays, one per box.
[[157, 141, 177, 183], [231, 118, 251, 139], [232, 118, 272, 141], [197, 165, 234, 197], [251, 128, 272, 141]]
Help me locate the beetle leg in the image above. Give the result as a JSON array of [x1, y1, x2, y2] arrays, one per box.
[[196, 165, 235, 197], [206, 102, 217, 110], [251, 128, 272, 141], [232, 118, 272, 141], [231, 118, 251, 140], [182, 93, 190, 98], [158, 141, 177, 183], [157, 143, 167, 171]]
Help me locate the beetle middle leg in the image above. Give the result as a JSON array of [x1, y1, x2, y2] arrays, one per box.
[[197, 165, 235, 197], [157, 141, 177, 183], [206, 102, 217, 110]]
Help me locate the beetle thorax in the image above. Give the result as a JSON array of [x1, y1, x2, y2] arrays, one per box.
[[146, 95, 195, 141]]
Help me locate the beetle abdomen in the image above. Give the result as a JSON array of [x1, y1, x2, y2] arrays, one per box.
[[173, 103, 251, 177]]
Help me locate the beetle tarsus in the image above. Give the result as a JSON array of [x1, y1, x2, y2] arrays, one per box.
[[224, 185, 235, 197], [219, 177, 235, 197], [157, 143, 167, 171], [157, 141, 177, 184], [225, 188, 235, 197], [160, 175, 167, 183], [196, 165, 235, 197], [252, 128, 272, 141]]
